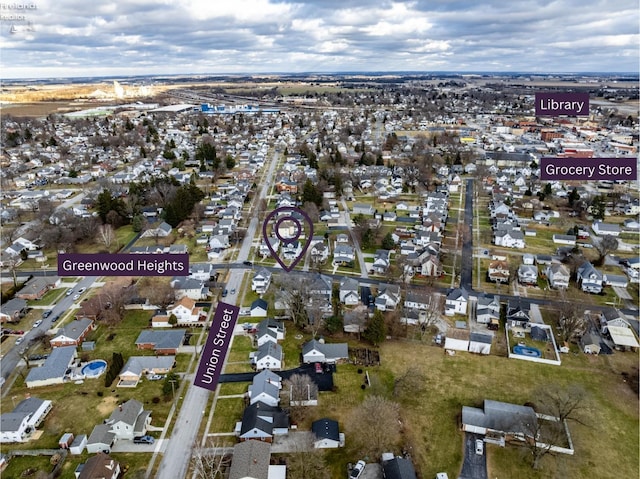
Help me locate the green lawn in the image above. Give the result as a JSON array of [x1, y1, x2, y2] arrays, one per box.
[[27, 288, 66, 307], [210, 397, 245, 432]]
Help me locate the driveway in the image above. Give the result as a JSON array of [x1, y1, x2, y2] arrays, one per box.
[[458, 433, 487, 479]]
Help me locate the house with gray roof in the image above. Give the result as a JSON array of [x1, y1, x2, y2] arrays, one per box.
[[118, 356, 175, 387], [252, 342, 283, 371], [228, 440, 272, 479], [577, 262, 603, 294], [256, 318, 285, 347], [302, 339, 348, 364], [462, 399, 538, 443], [25, 346, 77, 388], [50, 318, 95, 348], [135, 329, 186, 354], [86, 424, 116, 454], [248, 369, 282, 407], [77, 452, 121, 479], [383, 456, 418, 479], [0, 297, 28, 323], [105, 399, 151, 441], [0, 397, 53, 443]]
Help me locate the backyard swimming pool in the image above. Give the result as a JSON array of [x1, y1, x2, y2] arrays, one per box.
[[81, 360, 107, 378], [513, 345, 542, 358]]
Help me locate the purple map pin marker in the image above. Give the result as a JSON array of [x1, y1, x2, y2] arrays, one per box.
[[262, 206, 314, 272]]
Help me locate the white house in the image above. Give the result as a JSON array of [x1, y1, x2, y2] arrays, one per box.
[[375, 283, 401, 311], [252, 342, 283, 371], [248, 370, 282, 407], [312, 418, 344, 449], [339, 277, 360, 306], [494, 229, 525, 249], [577, 262, 603, 294], [546, 263, 570, 289], [255, 318, 285, 347], [445, 287, 469, 316], [517, 264, 538, 285], [592, 221, 621, 237], [251, 268, 272, 294], [302, 339, 349, 364]]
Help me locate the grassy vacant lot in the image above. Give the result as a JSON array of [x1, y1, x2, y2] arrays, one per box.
[[375, 340, 638, 479]]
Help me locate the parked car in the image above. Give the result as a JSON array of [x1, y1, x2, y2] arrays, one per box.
[[51, 315, 60, 323], [73, 294, 80, 300], [475, 439, 484, 455], [230, 288, 236, 295], [66, 289, 74, 296], [15, 337, 24, 345], [77, 288, 86, 294], [221, 289, 228, 297], [243, 260, 253, 266], [350, 460, 366, 478], [133, 435, 155, 444], [32, 319, 43, 329], [42, 310, 52, 318], [147, 374, 164, 381], [315, 362, 323, 374]]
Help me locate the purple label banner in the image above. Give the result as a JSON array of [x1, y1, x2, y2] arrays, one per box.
[[194, 302, 239, 391], [536, 92, 589, 116], [58, 253, 188, 276], [540, 157, 637, 181]]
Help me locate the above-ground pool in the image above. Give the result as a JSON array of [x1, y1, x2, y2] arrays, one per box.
[[513, 345, 542, 358], [81, 360, 107, 378]]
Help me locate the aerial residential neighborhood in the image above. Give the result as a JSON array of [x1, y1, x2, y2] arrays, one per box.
[[0, 70, 638, 479]]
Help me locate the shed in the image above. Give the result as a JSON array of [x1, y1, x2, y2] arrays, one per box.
[[580, 333, 601, 355], [59, 432, 74, 449], [530, 326, 549, 342], [444, 329, 470, 352], [469, 333, 493, 355], [69, 434, 87, 454]]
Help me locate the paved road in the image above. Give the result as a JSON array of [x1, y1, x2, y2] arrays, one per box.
[[459, 433, 487, 479], [0, 276, 96, 384], [154, 149, 280, 479], [460, 179, 474, 291], [341, 198, 369, 279]]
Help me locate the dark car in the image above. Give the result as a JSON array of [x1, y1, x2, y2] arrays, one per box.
[[133, 435, 155, 444], [222, 289, 228, 297], [42, 310, 52, 318], [243, 260, 253, 266], [51, 315, 60, 323]]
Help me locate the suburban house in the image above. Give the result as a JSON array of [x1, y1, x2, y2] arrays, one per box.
[[599, 308, 639, 350], [16, 276, 59, 300], [164, 297, 206, 326], [117, 356, 175, 387], [77, 452, 121, 479], [255, 318, 285, 347], [333, 244, 355, 265], [488, 260, 510, 283], [339, 277, 360, 306], [444, 329, 470, 352], [310, 241, 330, 263], [353, 203, 374, 215], [302, 339, 349, 364], [476, 294, 500, 328], [546, 263, 570, 289], [141, 221, 172, 238], [494, 229, 525, 249], [49, 318, 95, 348], [404, 291, 433, 310], [372, 249, 392, 274], [25, 346, 77, 388], [135, 330, 186, 355], [592, 221, 620, 236], [517, 264, 538, 285], [237, 401, 290, 442], [0, 297, 28, 323], [375, 283, 402, 311], [312, 418, 344, 449], [170, 277, 209, 300], [0, 397, 53, 443], [506, 300, 531, 329], [445, 287, 469, 316], [252, 342, 283, 371], [251, 268, 272, 294], [87, 399, 151, 452], [259, 236, 280, 258], [228, 440, 274, 479], [577, 262, 603, 294], [248, 370, 282, 407], [462, 399, 539, 445], [250, 299, 268, 317]]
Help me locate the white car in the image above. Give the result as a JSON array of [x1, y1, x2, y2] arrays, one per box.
[[350, 460, 366, 478], [15, 336, 24, 345], [73, 294, 81, 300], [32, 319, 43, 329], [475, 439, 484, 455]]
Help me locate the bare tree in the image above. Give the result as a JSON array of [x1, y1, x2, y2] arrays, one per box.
[[556, 290, 588, 343], [273, 273, 312, 326], [593, 235, 619, 266], [97, 224, 116, 250], [347, 395, 401, 458], [283, 373, 318, 422], [393, 366, 427, 399], [286, 434, 327, 479], [190, 439, 231, 479], [137, 277, 176, 308]]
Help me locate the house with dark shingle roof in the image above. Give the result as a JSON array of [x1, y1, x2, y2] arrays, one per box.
[[462, 399, 538, 444], [383, 456, 418, 479], [312, 418, 343, 449], [238, 401, 289, 442], [77, 452, 121, 479], [118, 356, 175, 387], [25, 346, 77, 388]]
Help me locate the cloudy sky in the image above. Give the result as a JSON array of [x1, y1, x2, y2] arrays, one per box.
[[1, 0, 638, 79]]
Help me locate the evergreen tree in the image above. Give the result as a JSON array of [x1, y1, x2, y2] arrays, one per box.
[[363, 309, 386, 346]]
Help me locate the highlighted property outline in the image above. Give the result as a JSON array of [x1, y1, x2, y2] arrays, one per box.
[[262, 206, 314, 272]]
